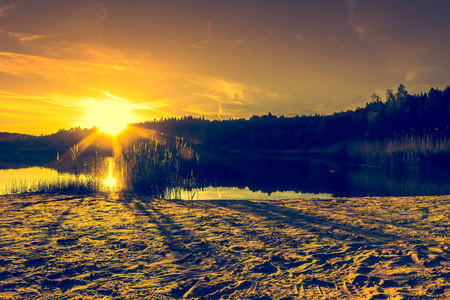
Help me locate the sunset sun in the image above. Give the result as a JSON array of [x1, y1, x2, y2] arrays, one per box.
[[84, 99, 136, 136]]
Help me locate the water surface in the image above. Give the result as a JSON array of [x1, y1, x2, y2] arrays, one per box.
[[0, 167, 61, 194], [2, 155, 450, 198], [0, 166, 331, 199]]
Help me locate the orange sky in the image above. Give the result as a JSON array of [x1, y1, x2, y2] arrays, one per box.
[[1, 0, 450, 135]]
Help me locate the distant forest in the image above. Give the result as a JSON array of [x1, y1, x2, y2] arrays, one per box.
[[135, 84, 450, 158], [0, 128, 112, 168], [1, 84, 450, 167]]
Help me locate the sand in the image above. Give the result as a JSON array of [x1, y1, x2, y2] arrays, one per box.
[[1, 193, 450, 299]]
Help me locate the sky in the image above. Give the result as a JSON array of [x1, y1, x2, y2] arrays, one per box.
[[1, 0, 450, 135]]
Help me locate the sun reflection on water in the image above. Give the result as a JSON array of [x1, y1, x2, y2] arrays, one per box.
[[102, 157, 118, 191]]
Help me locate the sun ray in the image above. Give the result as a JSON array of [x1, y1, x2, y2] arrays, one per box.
[[57, 130, 100, 163], [127, 125, 159, 141]]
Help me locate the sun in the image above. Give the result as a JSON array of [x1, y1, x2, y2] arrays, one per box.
[[84, 99, 136, 136]]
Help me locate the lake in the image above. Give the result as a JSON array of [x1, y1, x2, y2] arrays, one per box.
[[0, 165, 331, 199], [1, 155, 450, 198]]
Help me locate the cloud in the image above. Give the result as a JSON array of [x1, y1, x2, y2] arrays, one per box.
[[94, 1, 107, 26], [182, 106, 216, 117], [0, 90, 74, 107], [207, 21, 213, 44], [188, 77, 257, 118], [0, 1, 16, 17], [180, 75, 285, 120], [295, 34, 314, 47], [0, 39, 171, 133], [141, 71, 285, 120], [346, 1, 391, 46], [0, 90, 88, 134], [0, 48, 144, 96], [404, 68, 442, 84], [344, 0, 446, 91], [1, 39, 273, 126], [268, 29, 315, 47], [0, 90, 47, 100], [325, 35, 349, 50], [76, 0, 108, 40], [0, 51, 132, 76], [190, 20, 247, 49], [346, 0, 356, 25], [7, 32, 48, 42], [192, 77, 257, 105]]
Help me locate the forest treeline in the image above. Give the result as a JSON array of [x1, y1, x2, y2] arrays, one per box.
[[136, 85, 450, 157], [1, 84, 450, 167]]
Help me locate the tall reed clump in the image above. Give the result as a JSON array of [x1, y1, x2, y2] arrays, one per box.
[[347, 131, 450, 168], [119, 137, 198, 198]]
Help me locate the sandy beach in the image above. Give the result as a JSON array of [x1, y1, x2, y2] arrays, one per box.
[[1, 193, 450, 299]]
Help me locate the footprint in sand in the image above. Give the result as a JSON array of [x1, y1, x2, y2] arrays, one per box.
[[355, 265, 374, 274], [251, 261, 278, 274], [358, 254, 386, 266], [380, 279, 400, 288], [56, 237, 79, 246], [351, 274, 369, 287]]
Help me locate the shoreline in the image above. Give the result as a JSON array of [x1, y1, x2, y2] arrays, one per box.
[[1, 193, 450, 299]]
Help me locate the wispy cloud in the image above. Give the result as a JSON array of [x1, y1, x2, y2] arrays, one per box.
[[95, 1, 107, 25], [192, 77, 256, 105], [190, 21, 246, 49], [295, 34, 314, 47], [7, 32, 48, 42], [346, 0, 356, 25], [325, 35, 349, 50], [0, 50, 141, 85], [268, 29, 314, 47], [0, 91, 47, 100], [346, 0, 385, 45], [183, 75, 283, 120], [0, 1, 16, 17], [91, 0, 108, 39], [0, 90, 73, 107], [207, 21, 213, 44], [345, 0, 440, 88], [183, 106, 216, 117], [0, 90, 87, 134], [190, 77, 257, 119]]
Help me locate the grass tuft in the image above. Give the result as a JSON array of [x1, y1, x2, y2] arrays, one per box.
[[6, 175, 102, 195]]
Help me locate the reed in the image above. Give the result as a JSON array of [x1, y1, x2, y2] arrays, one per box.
[[119, 137, 198, 198], [347, 132, 450, 167], [6, 175, 102, 195]]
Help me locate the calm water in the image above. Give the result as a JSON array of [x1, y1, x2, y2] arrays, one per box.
[[1, 155, 450, 198], [0, 166, 331, 199], [0, 167, 60, 194], [193, 155, 450, 197], [179, 187, 330, 200], [0, 167, 99, 195]]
